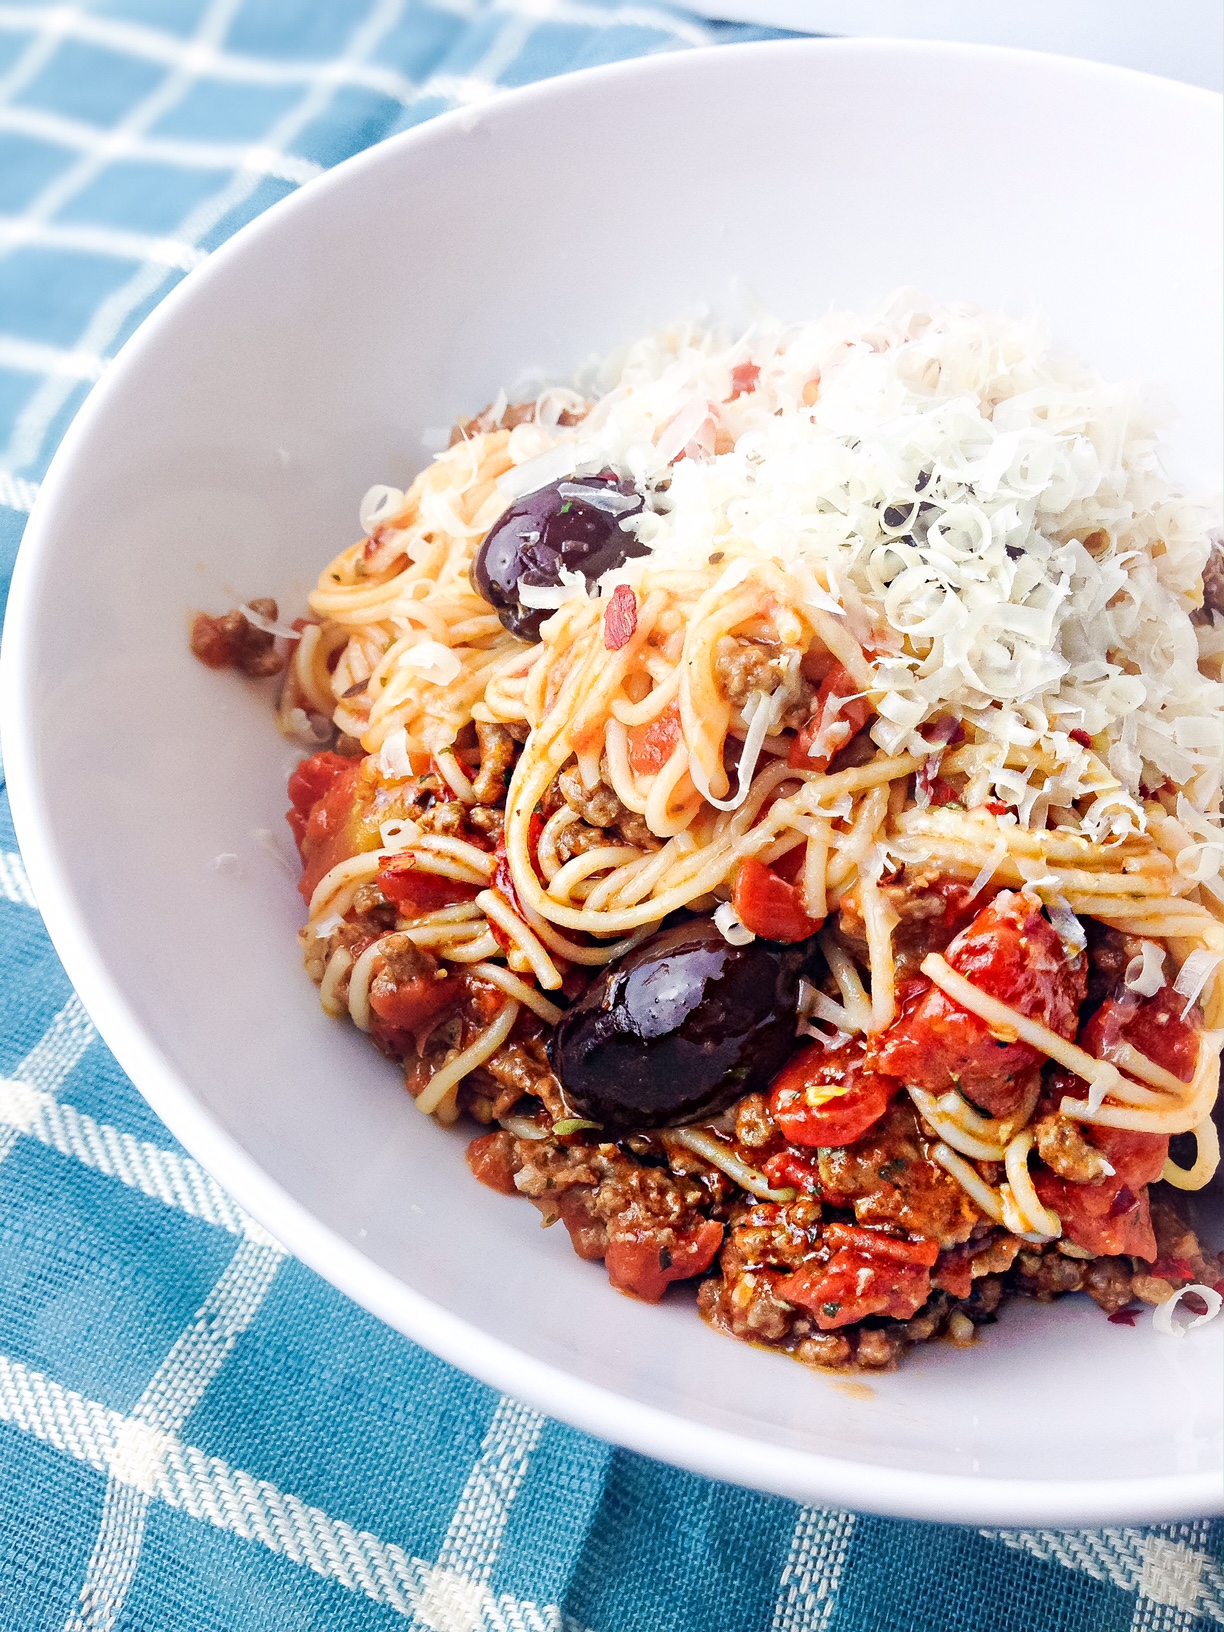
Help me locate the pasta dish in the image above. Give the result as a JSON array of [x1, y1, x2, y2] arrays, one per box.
[[194, 294, 1223, 1368]]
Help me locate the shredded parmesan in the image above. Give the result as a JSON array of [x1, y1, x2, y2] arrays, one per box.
[[1174, 948, 1223, 1017], [713, 900, 754, 945], [1152, 1284, 1223, 1338], [1124, 940, 1167, 997], [552, 293, 1220, 842], [359, 484, 406, 535]]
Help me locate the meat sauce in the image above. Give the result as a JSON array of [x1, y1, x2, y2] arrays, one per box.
[[285, 746, 1218, 1365]]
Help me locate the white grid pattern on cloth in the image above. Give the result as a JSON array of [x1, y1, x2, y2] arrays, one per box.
[[981, 1524, 1223, 1626], [0, 0, 721, 503], [0, 949, 555, 1624], [0, 845, 36, 904], [0, 990, 93, 1164], [0, 0, 249, 259], [0, 1351, 587, 1631], [0, 1072, 279, 1242], [769, 1505, 856, 1632], [0, 0, 411, 476], [414, 1395, 548, 1631], [62, 1236, 286, 1632]]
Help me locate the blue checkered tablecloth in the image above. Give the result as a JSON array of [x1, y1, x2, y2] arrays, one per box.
[[0, 4, 1220, 1628]]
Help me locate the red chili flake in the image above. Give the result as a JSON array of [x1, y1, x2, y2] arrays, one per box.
[[979, 800, 1011, 816], [1069, 728, 1093, 748], [927, 777, 960, 807], [1107, 1185, 1137, 1219], [603, 583, 637, 650], [920, 715, 963, 748], [1181, 1292, 1210, 1317], [1107, 1305, 1142, 1326], [1152, 1257, 1196, 1282], [729, 362, 760, 399]]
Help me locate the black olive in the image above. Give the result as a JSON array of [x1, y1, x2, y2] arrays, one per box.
[[548, 917, 811, 1135], [470, 470, 646, 640]]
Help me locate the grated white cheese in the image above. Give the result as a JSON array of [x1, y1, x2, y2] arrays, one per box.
[[533, 292, 1221, 840], [358, 484, 405, 535], [1173, 948, 1224, 1016], [1152, 1284, 1223, 1338], [399, 640, 463, 686], [1124, 940, 1167, 997], [713, 900, 755, 945], [377, 725, 413, 781]]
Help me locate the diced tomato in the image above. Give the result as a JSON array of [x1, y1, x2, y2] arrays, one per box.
[[604, 1219, 724, 1302], [729, 361, 760, 399], [871, 890, 1086, 1117], [378, 857, 478, 915], [1080, 987, 1200, 1083], [1032, 1166, 1159, 1259], [761, 1148, 825, 1196], [603, 584, 637, 650], [296, 757, 366, 901], [769, 1037, 896, 1146], [288, 749, 353, 818], [466, 1131, 520, 1196], [788, 664, 871, 772], [732, 856, 823, 943], [1033, 991, 1190, 1261], [777, 1250, 931, 1330], [1152, 1256, 1196, 1283], [1092, 1126, 1169, 1188], [822, 1222, 939, 1267], [931, 1246, 975, 1299], [626, 703, 682, 775], [368, 967, 458, 1038]]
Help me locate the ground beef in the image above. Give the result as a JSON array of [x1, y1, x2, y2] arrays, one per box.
[[817, 1102, 980, 1247], [479, 1033, 565, 1121], [416, 799, 468, 838], [716, 638, 778, 708], [699, 1193, 1019, 1368], [734, 1093, 776, 1149], [471, 721, 516, 805], [190, 598, 287, 676], [1033, 1112, 1114, 1183], [837, 868, 984, 977], [1201, 548, 1224, 623], [467, 805, 504, 839], [555, 764, 657, 850], [497, 1134, 723, 1300], [449, 396, 587, 447], [557, 765, 623, 828], [469, 1102, 1220, 1368], [714, 637, 812, 725], [555, 821, 613, 864], [1084, 920, 1145, 1011], [1078, 1255, 1132, 1314]]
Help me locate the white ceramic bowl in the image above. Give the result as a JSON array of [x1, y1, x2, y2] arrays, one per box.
[[3, 40, 1221, 1525]]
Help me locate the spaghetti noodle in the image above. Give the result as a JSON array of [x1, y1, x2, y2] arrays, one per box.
[[202, 293, 1223, 1370]]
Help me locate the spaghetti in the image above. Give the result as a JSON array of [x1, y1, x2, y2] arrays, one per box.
[[202, 294, 1223, 1370]]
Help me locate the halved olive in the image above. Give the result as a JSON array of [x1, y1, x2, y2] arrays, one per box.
[[470, 469, 646, 640], [549, 917, 812, 1135]]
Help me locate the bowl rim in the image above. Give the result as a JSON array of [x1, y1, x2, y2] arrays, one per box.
[[2, 34, 1220, 1526]]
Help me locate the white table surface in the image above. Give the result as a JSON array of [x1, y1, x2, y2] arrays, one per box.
[[697, 1, 1223, 93]]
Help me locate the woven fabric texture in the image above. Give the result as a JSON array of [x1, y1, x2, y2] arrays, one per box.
[[0, 3, 1220, 1628]]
